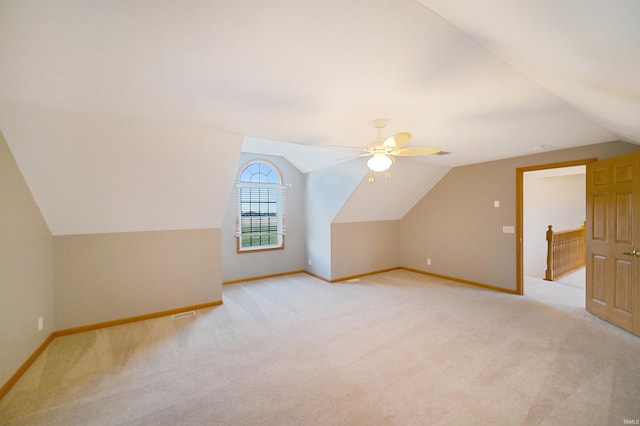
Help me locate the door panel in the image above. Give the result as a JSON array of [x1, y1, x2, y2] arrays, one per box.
[[592, 194, 607, 240], [593, 166, 609, 185], [615, 163, 633, 183], [586, 151, 640, 336], [591, 254, 606, 304], [615, 192, 632, 242], [614, 260, 632, 312]]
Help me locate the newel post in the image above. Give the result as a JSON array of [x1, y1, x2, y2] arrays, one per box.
[[545, 225, 554, 281]]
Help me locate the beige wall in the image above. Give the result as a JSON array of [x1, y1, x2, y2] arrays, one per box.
[[331, 221, 400, 280], [53, 229, 222, 330], [399, 141, 640, 291], [0, 132, 53, 387]]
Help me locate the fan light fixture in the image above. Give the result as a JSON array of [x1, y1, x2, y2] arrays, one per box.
[[330, 119, 442, 183], [367, 153, 392, 172]]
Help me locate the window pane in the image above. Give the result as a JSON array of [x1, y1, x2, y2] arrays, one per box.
[[240, 162, 280, 185], [237, 162, 283, 251]]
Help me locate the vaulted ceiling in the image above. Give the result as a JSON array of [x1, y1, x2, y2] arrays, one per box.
[[1, 1, 638, 234]]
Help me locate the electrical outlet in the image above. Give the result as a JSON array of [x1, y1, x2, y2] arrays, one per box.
[[308, 258, 312, 266], [427, 258, 432, 265], [38, 316, 43, 332]]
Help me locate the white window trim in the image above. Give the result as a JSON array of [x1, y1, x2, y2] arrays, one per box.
[[235, 162, 289, 252]]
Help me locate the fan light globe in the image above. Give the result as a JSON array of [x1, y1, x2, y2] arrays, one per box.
[[367, 153, 392, 172]]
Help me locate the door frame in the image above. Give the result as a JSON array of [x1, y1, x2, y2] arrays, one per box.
[[515, 158, 597, 295]]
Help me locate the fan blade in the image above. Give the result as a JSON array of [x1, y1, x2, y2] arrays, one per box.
[[382, 132, 411, 150], [328, 144, 367, 152], [392, 146, 441, 156]]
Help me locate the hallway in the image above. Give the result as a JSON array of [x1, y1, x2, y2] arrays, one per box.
[[524, 268, 585, 309]]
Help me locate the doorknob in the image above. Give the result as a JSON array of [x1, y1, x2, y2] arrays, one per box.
[[622, 250, 640, 257]]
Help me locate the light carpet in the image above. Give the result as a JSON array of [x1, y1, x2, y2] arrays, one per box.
[[1, 269, 639, 425], [524, 268, 585, 310]]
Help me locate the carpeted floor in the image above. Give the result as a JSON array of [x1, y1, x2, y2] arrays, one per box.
[[524, 268, 585, 310], [2, 269, 639, 425]]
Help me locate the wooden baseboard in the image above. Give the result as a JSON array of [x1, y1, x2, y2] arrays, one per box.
[[399, 267, 519, 295], [0, 332, 54, 400], [331, 267, 401, 283], [305, 267, 516, 295], [1, 300, 223, 401], [223, 270, 305, 285], [53, 300, 223, 337], [303, 270, 331, 282]]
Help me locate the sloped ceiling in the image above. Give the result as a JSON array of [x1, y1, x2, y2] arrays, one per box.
[[0, 103, 243, 235], [417, 0, 640, 143], [1, 1, 638, 234]]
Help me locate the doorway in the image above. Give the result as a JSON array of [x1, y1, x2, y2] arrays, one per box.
[[516, 158, 597, 304], [523, 165, 586, 307]]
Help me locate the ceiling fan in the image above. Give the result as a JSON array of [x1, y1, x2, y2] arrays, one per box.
[[338, 119, 442, 182]]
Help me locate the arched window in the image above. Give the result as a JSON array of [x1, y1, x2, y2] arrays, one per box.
[[235, 161, 286, 252]]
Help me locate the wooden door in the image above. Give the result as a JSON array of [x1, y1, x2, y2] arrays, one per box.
[[586, 151, 640, 336]]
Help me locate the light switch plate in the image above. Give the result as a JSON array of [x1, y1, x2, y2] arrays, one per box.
[[502, 226, 515, 234]]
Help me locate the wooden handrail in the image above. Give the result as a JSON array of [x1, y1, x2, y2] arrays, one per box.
[[545, 222, 586, 281]]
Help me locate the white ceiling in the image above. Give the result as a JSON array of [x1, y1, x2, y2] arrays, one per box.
[[1, 0, 638, 233], [0, 102, 244, 235], [419, 0, 640, 144]]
